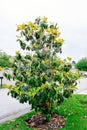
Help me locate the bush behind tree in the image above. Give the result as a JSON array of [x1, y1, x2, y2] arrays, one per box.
[[0, 51, 12, 68], [75, 57, 87, 71], [4, 17, 80, 121]]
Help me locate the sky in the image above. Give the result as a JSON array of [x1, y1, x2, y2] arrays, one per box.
[[0, 0, 87, 61]]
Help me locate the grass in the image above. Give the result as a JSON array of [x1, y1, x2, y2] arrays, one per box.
[[0, 94, 87, 130], [58, 94, 87, 130], [0, 111, 35, 130]]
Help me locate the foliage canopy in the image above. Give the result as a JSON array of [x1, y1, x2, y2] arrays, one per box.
[[5, 17, 80, 120]]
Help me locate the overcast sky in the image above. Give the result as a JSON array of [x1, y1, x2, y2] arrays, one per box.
[[0, 0, 87, 61]]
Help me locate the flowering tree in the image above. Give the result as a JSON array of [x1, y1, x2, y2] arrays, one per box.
[[5, 17, 80, 120]]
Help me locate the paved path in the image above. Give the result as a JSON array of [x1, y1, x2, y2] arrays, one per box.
[[75, 77, 87, 94], [0, 89, 31, 124], [0, 70, 31, 124]]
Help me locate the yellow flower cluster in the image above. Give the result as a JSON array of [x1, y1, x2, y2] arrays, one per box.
[[17, 22, 38, 35], [32, 44, 40, 49], [15, 50, 20, 55], [28, 22, 38, 35], [67, 57, 72, 61], [4, 84, 12, 89], [0, 66, 3, 71], [54, 38, 64, 44], [46, 28, 58, 36], [43, 16, 48, 22], [17, 23, 27, 31], [46, 27, 61, 37]]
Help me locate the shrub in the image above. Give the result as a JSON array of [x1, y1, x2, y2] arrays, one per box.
[[75, 58, 87, 71], [4, 17, 80, 120], [0, 51, 12, 68]]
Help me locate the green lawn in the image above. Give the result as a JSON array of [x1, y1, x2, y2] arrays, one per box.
[[0, 94, 87, 130]]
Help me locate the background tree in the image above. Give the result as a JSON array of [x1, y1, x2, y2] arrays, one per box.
[[75, 57, 87, 71], [0, 51, 11, 68], [5, 17, 80, 120]]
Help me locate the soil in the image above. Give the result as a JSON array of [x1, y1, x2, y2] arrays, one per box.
[[25, 114, 66, 130]]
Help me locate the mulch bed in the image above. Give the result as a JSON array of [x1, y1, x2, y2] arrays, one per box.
[[25, 114, 66, 130]]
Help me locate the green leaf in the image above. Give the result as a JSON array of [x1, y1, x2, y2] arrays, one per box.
[[35, 32, 40, 39], [18, 39, 26, 50]]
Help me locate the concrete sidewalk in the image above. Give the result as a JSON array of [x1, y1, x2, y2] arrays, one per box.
[[74, 77, 87, 94], [0, 89, 31, 124]]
